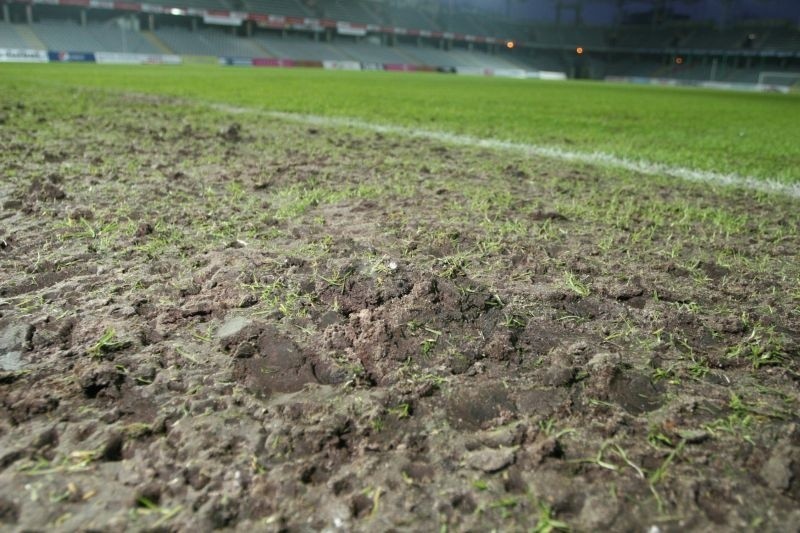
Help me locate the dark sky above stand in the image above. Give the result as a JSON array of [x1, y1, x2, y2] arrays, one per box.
[[439, 1, 800, 25]]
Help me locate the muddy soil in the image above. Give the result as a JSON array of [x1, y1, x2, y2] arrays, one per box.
[[1, 85, 799, 532]]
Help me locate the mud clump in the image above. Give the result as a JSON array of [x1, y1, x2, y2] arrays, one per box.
[[78, 364, 125, 398], [0, 322, 32, 371], [27, 174, 66, 202], [218, 319, 318, 395], [219, 122, 242, 142], [607, 371, 664, 414], [237, 327, 317, 396], [0, 497, 19, 525], [446, 384, 516, 430]]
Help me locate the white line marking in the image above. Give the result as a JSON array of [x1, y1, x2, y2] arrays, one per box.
[[211, 103, 800, 199]]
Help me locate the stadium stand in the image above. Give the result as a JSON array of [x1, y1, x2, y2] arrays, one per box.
[[156, 26, 264, 56], [761, 26, 800, 51], [393, 44, 456, 67], [86, 24, 159, 54], [241, 0, 311, 17], [387, 6, 438, 32], [725, 67, 762, 84], [533, 25, 606, 48], [484, 20, 531, 43], [0, 21, 30, 49], [560, 26, 606, 48], [662, 61, 714, 80], [1, 0, 799, 84], [446, 48, 522, 69], [136, 0, 230, 10], [514, 49, 569, 73], [680, 26, 748, 50], [322, 0, 380, 25], [610, 26, 675, 49], [334, 39, 411, 64], [154, 26, 219, 55], [257, 34, 350, 60], [441, 12, 485, 36], [32, 20, 105, 52], [203, 28, 265, 57]]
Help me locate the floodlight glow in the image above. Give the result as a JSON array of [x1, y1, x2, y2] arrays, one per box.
[[576, 47, 584, 55], [506, 41, 515, 49], [170, 8, 183, 15]]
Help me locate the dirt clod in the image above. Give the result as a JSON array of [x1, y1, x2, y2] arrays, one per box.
[[465, 446, 517, 473], [219, 122, 242, 142], [0, 497, 19, 525], [27, 175, 66, 201]]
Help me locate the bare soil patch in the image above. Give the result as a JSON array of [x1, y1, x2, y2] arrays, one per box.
[[1, 87, 799, 531]]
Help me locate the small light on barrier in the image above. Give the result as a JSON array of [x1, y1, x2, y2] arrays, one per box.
[[576, 47, 584, 55], [675, 56, 684, 64], [506, 41, 515, 49]]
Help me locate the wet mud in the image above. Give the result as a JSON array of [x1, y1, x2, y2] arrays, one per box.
[[0, 86, 799, 531]]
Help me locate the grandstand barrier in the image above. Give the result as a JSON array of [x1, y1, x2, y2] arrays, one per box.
[[216, 56, 564, 78], [252, 58, 295, 67], [538, 71, 569, 81], [384, 64, 435, 72], [218, 57, 437, 72], [704, 81, 790, 94], [0, 48, 48, 63], [47, 51, 96, 63], [0, 48, 183, 65], [95, 52, 182, 65], [247, 58, 324, 68], [181, 55, 219, 65], [605, 76, 791, 94], [222, 57, 340, 68], [323, 60, 362, 71], [456, 66, 524, 78], [203, 12, 245, 27], [455, 66, 567, 80], [337, 23, 367, 37], [220, 57, 257, 66]]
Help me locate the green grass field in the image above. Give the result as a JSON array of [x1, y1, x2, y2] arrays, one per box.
[[2, 63, 799, 184], [2, 60, 800, 532]]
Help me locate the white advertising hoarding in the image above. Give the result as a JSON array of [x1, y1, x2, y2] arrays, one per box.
[[0, 49, 49, 63]]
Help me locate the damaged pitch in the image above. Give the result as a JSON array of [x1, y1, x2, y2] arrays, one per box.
[[0, 85, 799, 531]]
